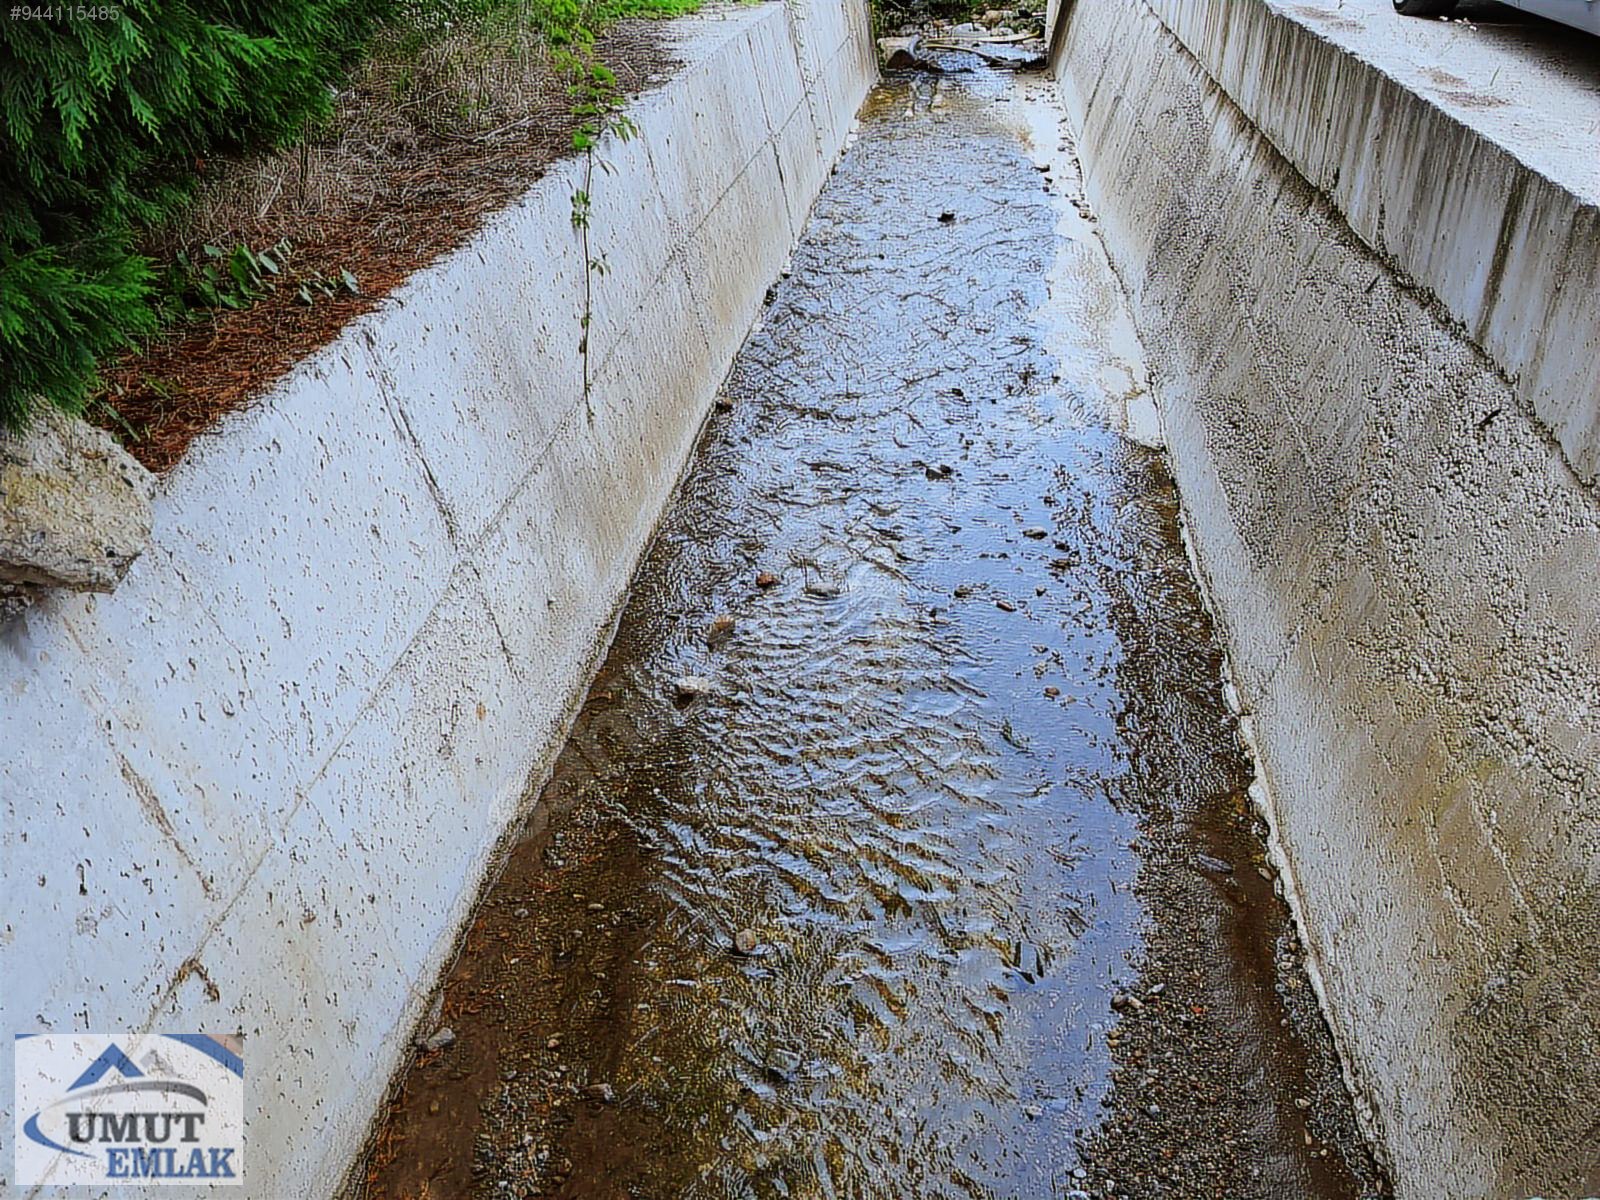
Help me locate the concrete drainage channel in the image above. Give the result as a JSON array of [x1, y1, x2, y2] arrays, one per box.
[[5, 0, 1597, 1197]]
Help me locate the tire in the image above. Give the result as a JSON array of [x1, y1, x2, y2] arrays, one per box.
[[1393, 0, 1460, 14]]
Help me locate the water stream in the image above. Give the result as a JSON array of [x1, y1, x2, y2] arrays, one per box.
[[359, 68, 1387, 1200]]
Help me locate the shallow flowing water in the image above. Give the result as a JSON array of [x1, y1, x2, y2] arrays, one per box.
[[359, 68, 1386, 1200]]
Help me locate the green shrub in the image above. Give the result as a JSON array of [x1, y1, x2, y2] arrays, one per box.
[[0, 0, 396, 430]]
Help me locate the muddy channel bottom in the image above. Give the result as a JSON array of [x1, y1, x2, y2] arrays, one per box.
[[356, 69, 1389, 1200]]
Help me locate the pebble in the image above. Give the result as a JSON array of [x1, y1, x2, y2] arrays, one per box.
[[756, 571, 779, 588], [804, 580, 842, 599], [1022, 526, 1048, 539], [422, 1027, 456, 1052], [672, 675, 714, 703], [733, 928, 760, 955], [706, 614, 736, 648], [582, 1082, 617, 1104], [996, 599, 1018, 613]]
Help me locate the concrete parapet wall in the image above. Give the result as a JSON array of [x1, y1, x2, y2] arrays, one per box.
[[1052, 0, 1600, 1196], [1145, 0, 1600, 486], [0, 4, 874, 1194]]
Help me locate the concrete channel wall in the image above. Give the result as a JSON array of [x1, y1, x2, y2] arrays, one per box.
[[0, 3, 875, 1193], [1051, 1, 1600, 1197]]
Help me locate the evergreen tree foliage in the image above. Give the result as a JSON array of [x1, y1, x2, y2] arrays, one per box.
[[0, 1, 395, 429]]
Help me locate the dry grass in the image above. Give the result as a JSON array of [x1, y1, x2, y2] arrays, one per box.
[[97, 14, 683, 473]]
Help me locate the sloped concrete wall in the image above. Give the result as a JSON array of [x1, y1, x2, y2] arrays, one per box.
[[1052, 1, 1600, 1197], [1145, 0, 1600, 486], [0, 3, 875, 1195]]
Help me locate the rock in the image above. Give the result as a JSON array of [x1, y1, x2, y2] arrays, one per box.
[[1022, 527, 1048, 539], [803, 579, 841, 599], [939, 210, 957, 224], [0, 408, 156, 612], [672, 675, 714, 704], [582, 1082, 616, 1103], [732, 928, 760, 955], [765, 1048, 801, 1086], [1192, 853, 1233, 876], [421, 1026, 456, 1052], [515, 907, 529, 918], [706, 614, 736, 648], [756, 571, 779, 588], [1022, 1103, 1043, 1119], [995, 598, 1017, 613], [1044, 686, 1061, 698]]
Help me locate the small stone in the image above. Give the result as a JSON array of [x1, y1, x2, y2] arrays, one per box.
[[582, 1082, 617, 1103], [672, 675, 714, 704], [422, 1027, 456, 1052], [546, 1037, 562, 1049], [1022, 526, 1048, 539], [429, 1099, 440, 1115], [1146, 1104, 1160, 1117], [1023, 1103, 1044, 1119], [586, 902, 604, 913], [1193, 853, 1233, 876], [1044, 686, 1060, 698], [996, 599, 1017, 613], [706, 614, 736, 648], [1258, 865, 1275, 881], [515, 907, 529, 918], [733, 928, 760, 955], [804, 579, 841, 599], [756, 571, 778, 588], [939, 210, 957, 224]]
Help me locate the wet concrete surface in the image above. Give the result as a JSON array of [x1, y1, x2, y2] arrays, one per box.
[[355, 68, 1389, 1200]]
